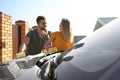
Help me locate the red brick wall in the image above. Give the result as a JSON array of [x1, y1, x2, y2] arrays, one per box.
[[0, 12, 2, 61], [12, 24, 19, 58], [15, 20, 28, 43], [12, 20, 28, 58], [0, 12, 29, 61], [0, 12, 13, 61]]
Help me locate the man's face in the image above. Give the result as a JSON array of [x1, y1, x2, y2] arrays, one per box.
[[37, 20, 47, 30]]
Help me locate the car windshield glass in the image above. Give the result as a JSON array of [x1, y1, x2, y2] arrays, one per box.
[[63, 18, 120, 72], [66, 48, 120, 72]]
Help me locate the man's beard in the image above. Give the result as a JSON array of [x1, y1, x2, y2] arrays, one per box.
[[39, 27, 46, 30]]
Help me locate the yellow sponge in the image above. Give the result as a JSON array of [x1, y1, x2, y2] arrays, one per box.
[[16, 52, 26, 58], [42, 47, 57, 54]]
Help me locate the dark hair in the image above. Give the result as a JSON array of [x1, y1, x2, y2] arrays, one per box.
[[36, 16, 46, 24]]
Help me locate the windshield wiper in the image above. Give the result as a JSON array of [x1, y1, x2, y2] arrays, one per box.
[[36, 43, 84, 80], [62, 43, 84, 56]]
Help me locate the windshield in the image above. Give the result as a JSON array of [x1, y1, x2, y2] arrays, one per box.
[[66, 48, 120, 72], [64, 18, 120, 72]]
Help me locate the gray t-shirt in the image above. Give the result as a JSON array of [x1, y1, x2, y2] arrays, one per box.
[[26, 30, 49, 55]]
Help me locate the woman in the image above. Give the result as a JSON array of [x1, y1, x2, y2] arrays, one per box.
[[50, 18, 74, 52]]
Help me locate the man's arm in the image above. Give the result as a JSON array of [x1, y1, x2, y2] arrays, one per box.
[[19, 36, 30, 52]]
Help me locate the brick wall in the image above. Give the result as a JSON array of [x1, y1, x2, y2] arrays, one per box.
[[15, 20, 28, 43], [0, 12, 2, 61], [0, 12, 13, 61], [12, 24, 19, 59], [0, 12, 29, 61], [12, 20, 28, 58]]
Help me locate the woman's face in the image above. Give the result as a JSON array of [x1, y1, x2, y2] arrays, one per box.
[[59, 22, 63, 31]]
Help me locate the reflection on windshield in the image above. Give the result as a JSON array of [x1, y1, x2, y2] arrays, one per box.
[[68, 49, 120, 72]]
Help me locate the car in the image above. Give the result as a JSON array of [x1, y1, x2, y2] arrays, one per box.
[[55, 17, 120, 80], [0, 17, 120, 80]]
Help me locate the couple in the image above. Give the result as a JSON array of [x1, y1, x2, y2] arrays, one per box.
[[19, 16, 74, 56]]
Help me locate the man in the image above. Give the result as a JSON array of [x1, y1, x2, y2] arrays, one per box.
[[19, 16, 50, 55]]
